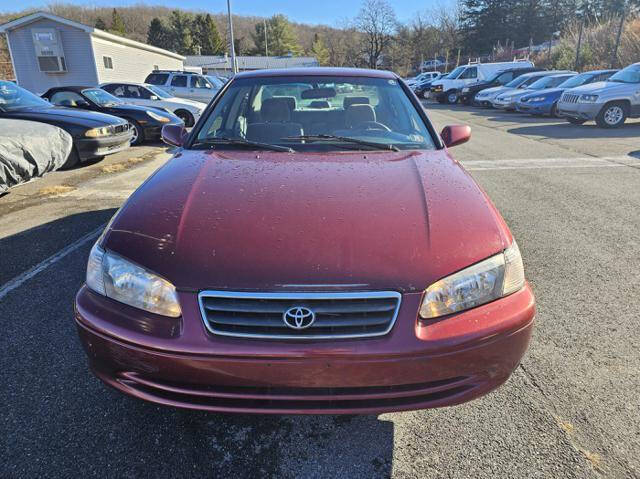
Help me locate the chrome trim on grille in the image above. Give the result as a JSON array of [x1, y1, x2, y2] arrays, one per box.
[[198, 290, 402, 340]]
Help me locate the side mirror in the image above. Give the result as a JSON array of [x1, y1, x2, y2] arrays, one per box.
[[441, 125, 471, 148], [77, 100, 91, 108], [161, 124, 187, 147], [150, 95, 159, 100]]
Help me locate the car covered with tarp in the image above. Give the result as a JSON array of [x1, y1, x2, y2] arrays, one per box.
[[0, 118, 72, 193]]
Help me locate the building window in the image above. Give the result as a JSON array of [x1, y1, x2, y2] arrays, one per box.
[[103, 56, 113, 69], [153, 65, 159, 71]]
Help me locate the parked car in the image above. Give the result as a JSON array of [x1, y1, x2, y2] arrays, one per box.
[[75, 67, 535, 415], [42, 86, 182, 145], [516, 70, 617, 117], [459, 66, 540, 105], [412, 73, 444, 99], [0, 119, 72, 191], [431, 61, 535, 104], [473, 71, 554, 107], [0, 81, 131, 168], [557, 63, 640, 128], [101, 82, 207, 127], [492, 72, 576, 111], [407, 71, 440, 87], [145, 70, 221, 103]]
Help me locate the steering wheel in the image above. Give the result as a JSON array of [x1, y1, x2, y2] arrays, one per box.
[[355, 121, 391, 132]]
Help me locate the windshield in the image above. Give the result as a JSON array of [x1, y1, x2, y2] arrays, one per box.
[[558, 73, 593, 89], [146, 85, 172, 99], [0, 81, 51, 111], [444, 67, 465, 80], [194, 75, 436, 152], [609, 64, 640, 84], [206, 76, 225, 88], [528, 75, 574, 90], [505, 75, 533, 88], [83, 89, 122, 106]]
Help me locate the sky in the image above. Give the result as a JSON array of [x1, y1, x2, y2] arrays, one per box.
[[0, 0, 450, 25]]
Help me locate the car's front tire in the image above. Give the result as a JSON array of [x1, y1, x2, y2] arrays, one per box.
[[60, 146, 80, 170], [129, 121, 144, 145], [596, 102, 627, 128], [445, 91, 458, 105], [566, 118, 586, 125], [175, 109, 194, 127]]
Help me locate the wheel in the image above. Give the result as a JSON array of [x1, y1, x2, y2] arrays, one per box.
[[445, 91, 458, 104], [550, 103, 559, 118], [60, 146, 80, 170], [437, 97, 446, 104], [596, 102, 627, 128], [421, 90, 430, 100], [129, 121, 144, 145], [174, 109, 194, 127], [567, 118, 586, 125]]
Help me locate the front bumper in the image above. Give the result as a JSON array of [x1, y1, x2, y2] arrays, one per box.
[[75, 284, 535, 414], [556, 101, 601, 121], [76, 132, 132, 160], [472, 97, 494, 107], [492, 98, 517, 110], [516, 102, 552, 115]]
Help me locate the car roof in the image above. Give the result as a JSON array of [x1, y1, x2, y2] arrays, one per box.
[[46, 86, 95, 92], [234, 67, 398, 80], [583, 69, 618, 74]]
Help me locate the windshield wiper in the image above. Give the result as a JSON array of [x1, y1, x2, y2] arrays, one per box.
[[282, 134, 400, 152], [192, 137, 295, 153]]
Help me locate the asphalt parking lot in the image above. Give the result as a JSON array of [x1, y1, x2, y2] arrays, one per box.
[[1, 106, 639, 478]]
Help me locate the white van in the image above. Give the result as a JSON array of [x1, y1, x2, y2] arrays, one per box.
[[431, 61, 535, 104]]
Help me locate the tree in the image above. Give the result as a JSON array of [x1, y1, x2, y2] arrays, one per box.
[[310, 33, 330, 65], [94, 17, 107, 30], [194, 14, 224, 55], [110, 8, 126, 36], [355, 0, 397, 69], [169, 10, 194, 55], [252, 14, 302, 56], [147, 17, 172, 51]]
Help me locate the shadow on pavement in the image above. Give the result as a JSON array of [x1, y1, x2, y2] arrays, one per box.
[[507, 121, 640, 139], [1, 208, 395, 478], [0, 208, 117, 285]]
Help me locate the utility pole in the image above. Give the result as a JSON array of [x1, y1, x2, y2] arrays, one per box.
[[263, 19, 269, 57], [611, 1, 627, 69], [574, 13, 585, 72], [227, 0, 237, 74], [548, 0, 559, 62]]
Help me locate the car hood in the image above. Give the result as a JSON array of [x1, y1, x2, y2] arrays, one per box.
[[7, 106, 123, 126], [568, 80, 631, 95], [522, 87, 564, 99], [498, 88, 532, 100], [479, 86, 509, 95], [165, 97, 208, 109], [103, 150, 510, 292]]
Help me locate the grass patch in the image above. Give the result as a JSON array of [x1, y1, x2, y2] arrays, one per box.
[[100, 157, 147, 174], [38, 185, 75, 196]]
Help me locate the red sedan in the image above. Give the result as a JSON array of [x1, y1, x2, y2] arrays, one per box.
[[75, 68, 535, 414]]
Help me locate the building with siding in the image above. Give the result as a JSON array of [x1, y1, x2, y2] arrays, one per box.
[[0, 12, 184, 93], [185, 55, 319, 77]]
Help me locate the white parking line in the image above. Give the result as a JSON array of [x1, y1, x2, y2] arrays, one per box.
[[0, 224, 105, 300], [462, 156, 637, 171]]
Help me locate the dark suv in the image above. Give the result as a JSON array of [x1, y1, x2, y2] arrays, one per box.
[[459, 67, 540, 105]]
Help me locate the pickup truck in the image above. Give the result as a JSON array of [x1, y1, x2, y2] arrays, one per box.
[[557, 63, 640, 128]]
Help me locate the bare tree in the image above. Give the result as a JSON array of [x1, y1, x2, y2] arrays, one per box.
[[355, 0, 397, 69]]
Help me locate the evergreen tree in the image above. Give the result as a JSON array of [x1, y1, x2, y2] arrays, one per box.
[[110, 8, 126, 36], [169, 10, 195, 55], [94, 17, 106, 30], [147, 17, 172, 51], [252, 15, 302, 56], [194, 14, 224, 55], [310, 34, 330, 65]]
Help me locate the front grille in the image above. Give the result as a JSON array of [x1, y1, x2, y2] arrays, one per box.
[[562, 93, 579, 104], [111, 123, 130, 134], [198, 291, 402, 339]]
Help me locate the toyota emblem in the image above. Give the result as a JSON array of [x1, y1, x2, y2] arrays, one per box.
[[283, 306, 315, 330]]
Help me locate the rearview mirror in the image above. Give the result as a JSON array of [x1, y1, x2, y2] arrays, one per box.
[[161, 124, 187, 147], [440, 125, 471, 148], [301, 87, 337, 99]]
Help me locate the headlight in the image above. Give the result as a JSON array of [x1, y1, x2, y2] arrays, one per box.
[[501, 96, 512, 102], [578, 94, 598, 103], [528, 96, 547, 102], [86, 243, 181, 317], [146, 110, 171, 123], [85, 127, 111, 138], [419, 242, 525, 319]]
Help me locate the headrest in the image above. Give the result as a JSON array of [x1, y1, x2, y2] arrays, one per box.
[[309, 100, 330, 109], [343, 96, 370, 110], [261, 97, 292, 122], [345, 104, 376, 128]]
